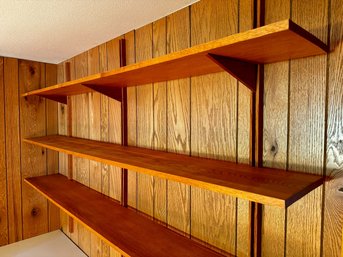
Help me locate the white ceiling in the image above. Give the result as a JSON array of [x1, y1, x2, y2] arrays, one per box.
[[0, 0, 198, 64]]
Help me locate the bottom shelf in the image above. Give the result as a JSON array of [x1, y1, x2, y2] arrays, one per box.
[[25, 174, 228, 257]]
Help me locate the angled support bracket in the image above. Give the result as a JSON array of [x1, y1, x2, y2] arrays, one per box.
[[39, 94, 68, 104], [207, 53, 257, 92], [81, 84, 123, 102]]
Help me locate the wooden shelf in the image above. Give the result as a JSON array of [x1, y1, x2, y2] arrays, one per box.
[[24, 135, 324, 207], [25, 174, 226, 257], [21, 19, 327, 103]]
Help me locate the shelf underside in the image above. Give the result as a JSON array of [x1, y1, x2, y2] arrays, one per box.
[[25, 174, 226, 257], [22, 19, 327, 103], [24, 135, 324, 207]]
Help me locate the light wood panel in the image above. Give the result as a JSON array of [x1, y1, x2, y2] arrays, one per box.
[[126, 30, 138, 209], [4, 58, 22, 243], [19, 61, 48, 239], [286, 1, 328, 256], [136, 24, 154, 217], [22, 19, 328, 102], [237, 0, 254, 255], [74, 52, 91, 256], [25, 174, 228, 257], [0, 57, 8, 246], [190, 0, 237, 253], [262, 0, 290, 256], [153, 18, 167, 223], [166, 7, 191, 235], [24, 135, 323, 208], [45, 63, 60, 231], [322, 0, 343, 255]]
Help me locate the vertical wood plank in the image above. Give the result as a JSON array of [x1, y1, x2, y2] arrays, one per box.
[[4, 58, 22, 243], [73, 52, 91, 256], [323, 0, 343, 255], [261, 0, 290, 256], [287, 1, 328, 256], [237, 0, 254, 256], [45, 63, 60, 231], [190, 0, 237, 254], [166, 8, 191, 235], [136, 24, 154, 217], [153, 17, 167, 223], [0, 57, 8, 246], [107, 37, 123, 203], [19, 61, 48, 239], [87, 46, 103, 257]]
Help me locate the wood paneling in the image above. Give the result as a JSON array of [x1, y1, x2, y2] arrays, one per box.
[[237, 0, 254, 255], [190, 0, 237, 253], [262, 0, 290, 256], [286, 1, 328, 256], [19, 61, 48, 239], [4, 58, 22, 243], [323, 0, 343, 256], [166, 7, 191, 235], [45, 63, 60, 231], [0, 57, 8, 246]]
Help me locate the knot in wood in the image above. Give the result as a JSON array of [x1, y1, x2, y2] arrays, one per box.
[[31, 207, 40, 217], [338, 187, 343, 193], [29, 66, 35, 75]]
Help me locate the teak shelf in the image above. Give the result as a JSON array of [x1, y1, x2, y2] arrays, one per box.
[[22, 18, 328, 257], [24, 174, 226, 257], [24, 135, 324, 207], [21, 19, 327, 103]]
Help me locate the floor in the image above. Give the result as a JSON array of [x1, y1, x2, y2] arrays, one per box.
[[0, 230, 87, 257]]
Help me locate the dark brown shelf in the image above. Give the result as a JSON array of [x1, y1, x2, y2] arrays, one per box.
[[21, 19, 327, 103], [25, 174, 227, 257], [24, 135, 324, 207]]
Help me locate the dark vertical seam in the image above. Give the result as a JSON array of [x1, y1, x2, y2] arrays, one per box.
[[151, 23, 156, 220], [18, 60, 23, 241], [165, 17, 168, 226], [134, 30, 138, 210]]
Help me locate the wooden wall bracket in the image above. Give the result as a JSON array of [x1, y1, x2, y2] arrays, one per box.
[[207, 53, 257, 91], [39, 95, 67, 104], [81, 84, 123, 102]]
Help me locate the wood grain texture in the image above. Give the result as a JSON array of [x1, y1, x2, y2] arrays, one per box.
[[45, 63, 60, 232], [237, 0, 254, 255], [22, 20, 328, 102], [25, 174, 228, 257], [4, 58, 22, 243], [190, 0, 237, 253], [286, 0, 328, 256], [74, 52, 91, 256], [262, 0, 290, 256], [87, 46, 104, 257], [19, 60, 48, 239], [24, 135, 324, 207], [153, 18, 167, 223], [0, 57, 8, 246], [166, 7, 191, 235], [126, 30, 138, 209], [136, 24, 154, 217], [323, 0, 343, 255], [107, 37, 123, 203]]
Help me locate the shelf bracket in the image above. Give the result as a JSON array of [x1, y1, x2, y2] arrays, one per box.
[[81, 84, 123, 102], [38, 94, 67, 104], [207, 54, 257, 91]]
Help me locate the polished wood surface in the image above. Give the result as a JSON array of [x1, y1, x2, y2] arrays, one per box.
[[21, 19, 327, 101], [24, 135, 323, 207], [25, 174, 226, 257]]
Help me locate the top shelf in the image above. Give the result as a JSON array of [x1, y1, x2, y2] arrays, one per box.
[[22, 19, 327, 103]]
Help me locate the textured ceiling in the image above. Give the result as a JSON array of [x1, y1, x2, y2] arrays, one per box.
[[0, 0, 198, 64]]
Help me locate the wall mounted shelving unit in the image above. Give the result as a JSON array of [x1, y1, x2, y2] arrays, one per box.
[[22, 19, 328, 257]]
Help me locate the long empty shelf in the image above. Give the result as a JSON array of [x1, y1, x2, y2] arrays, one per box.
[[21, 19, 327, 103], [25, 174, 226, 257], [24, 135, 324, 207]]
